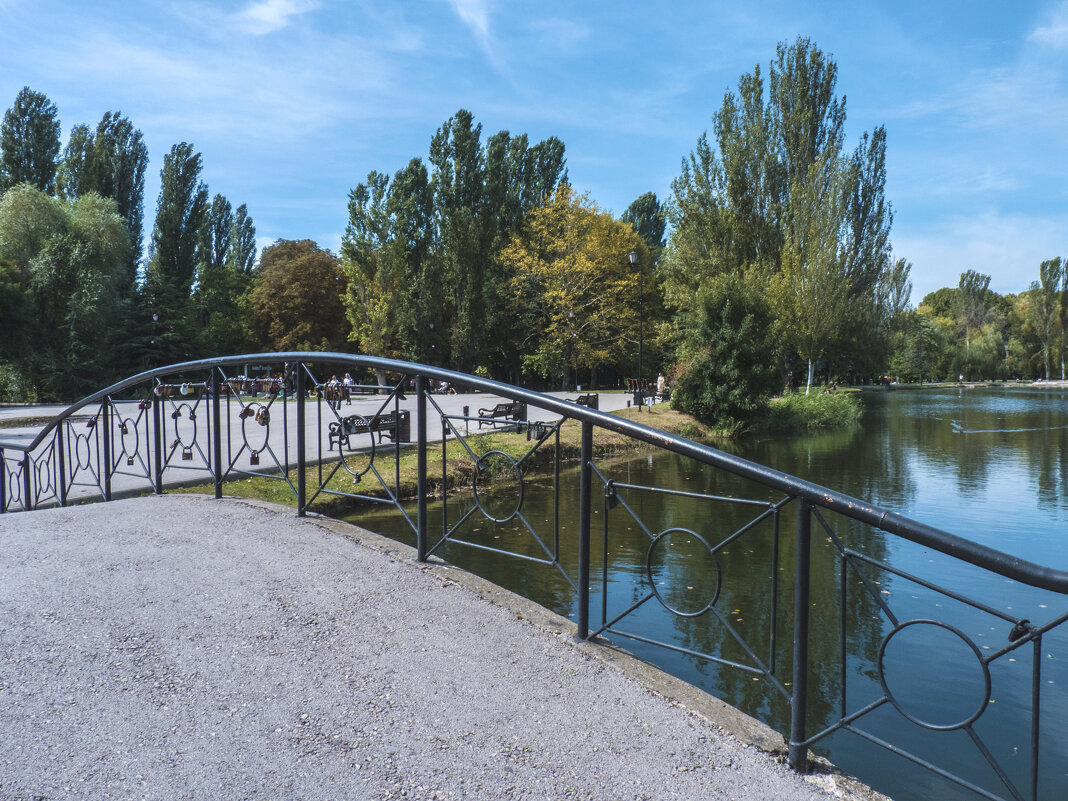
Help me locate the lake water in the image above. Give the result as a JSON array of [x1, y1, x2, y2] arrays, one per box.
[[347, 387, 1068, 801]]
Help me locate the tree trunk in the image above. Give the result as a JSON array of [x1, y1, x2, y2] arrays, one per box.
[[375, 368, 387, 392], [805, 359, 814, 395]]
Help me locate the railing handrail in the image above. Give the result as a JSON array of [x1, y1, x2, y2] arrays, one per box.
[[3, 350, 1067, 594]]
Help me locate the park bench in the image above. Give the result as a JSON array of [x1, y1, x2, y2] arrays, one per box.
[[568, 393, 599, 410], [328, 410, 411, 450], [477, 401, 527, 429]]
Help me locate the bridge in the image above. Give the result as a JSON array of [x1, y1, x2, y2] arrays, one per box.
[[2, 353, 1066, 801]]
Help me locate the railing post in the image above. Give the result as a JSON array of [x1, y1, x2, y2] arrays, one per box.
[[101, 399, 112, 502], [789, 497, 813, 772], [212, 369, 223, 500], [0, 447, 6, 512], [416, 375, 428, 562], [153, 391, 163, 494], [23, 450, 32, 511], [296, 364, 306, 516], [57, 424, 67, 507], [576, 420, 593, 640]]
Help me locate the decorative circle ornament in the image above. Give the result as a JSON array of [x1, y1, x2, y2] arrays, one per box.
[[878, 619, 991, 731], [472, 450, 524, 523], [646, 528, 722, 617]]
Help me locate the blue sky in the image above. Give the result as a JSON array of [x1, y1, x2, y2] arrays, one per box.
[[2, 0, 1067, 301]]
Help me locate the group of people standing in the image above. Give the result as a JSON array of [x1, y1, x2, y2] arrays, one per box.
[[325, 373, 355, 410]]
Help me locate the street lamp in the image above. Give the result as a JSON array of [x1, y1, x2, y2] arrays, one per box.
[[629, 250, 642, 382]]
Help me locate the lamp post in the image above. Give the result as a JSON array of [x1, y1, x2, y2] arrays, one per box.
[[629, 250, 642, 381]]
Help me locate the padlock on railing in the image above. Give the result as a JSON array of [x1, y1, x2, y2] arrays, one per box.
[[249, 450, 260, 465], [181, 447, 193, 461]]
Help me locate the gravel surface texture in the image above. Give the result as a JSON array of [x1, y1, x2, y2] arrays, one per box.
[[0, 495, 837, 800]]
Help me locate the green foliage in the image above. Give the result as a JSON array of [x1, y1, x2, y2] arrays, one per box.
[[0, 87, 61, 194], [0, 257, 31, 363], [662, 37, 897, 389], [888, 310, 945, 382], [501, 184, 645, 387], [670, 275, 778, 431], [57, 111, 148, 288], [250, 239, 350, 352], [0, 189, 131, 396], [0, 361, 36, 402], [0, 182, 68, 268], [622, 192, 665, 266], [767, 390, 863, 432], [347, 110, 567, 377]]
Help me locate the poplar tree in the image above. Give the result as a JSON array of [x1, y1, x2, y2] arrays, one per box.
[[0, 87, 61, 194], [144, 142, 208, 364], [228, 204, 257, 274], [1029, 258, 1062, 379], [56, 111, 148, 292], [663, 36, 899, 393]]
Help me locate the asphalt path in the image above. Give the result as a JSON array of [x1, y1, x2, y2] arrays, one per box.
[[0, 494, 859, 801], [0, 391, 650, 506]]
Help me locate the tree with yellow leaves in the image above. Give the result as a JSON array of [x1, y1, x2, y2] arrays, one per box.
[[501, 183, 645, 388]]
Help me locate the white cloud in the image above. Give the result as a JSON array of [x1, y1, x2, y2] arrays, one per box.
[[447, 0, 491, 45], [1029, 2, 1068, 47], [236, 0, 320, 36]]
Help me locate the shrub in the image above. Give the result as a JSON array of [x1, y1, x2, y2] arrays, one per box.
[[670, 275, 778, 432], [767, 390, 863, 432]]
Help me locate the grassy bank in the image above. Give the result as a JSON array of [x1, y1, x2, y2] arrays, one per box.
[[764, 390, 863, 433]]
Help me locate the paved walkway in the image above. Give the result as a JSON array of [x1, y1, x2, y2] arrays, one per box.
[[0, 495, 872, 800], [0, 391, 656, 506]]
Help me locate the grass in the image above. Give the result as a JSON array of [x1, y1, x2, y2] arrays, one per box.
[[764, 390, 864, 433]]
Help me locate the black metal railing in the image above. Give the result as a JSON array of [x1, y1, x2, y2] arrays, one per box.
[[2, 353, 1066, 801]]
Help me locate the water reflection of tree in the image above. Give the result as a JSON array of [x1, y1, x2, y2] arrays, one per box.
[[593, 451, 894, 747]]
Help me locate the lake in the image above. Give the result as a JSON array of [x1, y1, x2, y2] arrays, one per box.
[[347, 386, 1068, 801]]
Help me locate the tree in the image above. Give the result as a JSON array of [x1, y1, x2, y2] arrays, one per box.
[[0, 87, 61, 194], [55, 111, 148, 293], [671, 274, 779, 431], [249, 239, 349, 352], [348, 111, 566, 378], [56, 124, 95, 200], [199, 193, 233, 272], [387, 159, 443, 366], [953, 269, 992, 358], [0, 257, 32, 368], [889, 310, 943, 383], [769, 154, 852, 393], [430, 110, 489, 372], [662, 37, 896, 387], [144, 143, 208, 364], [1061, 264, 1068, 379], [227, 204, 257, 274], [501, 183, 644, 388], [1028, 258, 1062, 379], [0, 182, 68, 270], [193, 194, 257, 356], [0, 188, 129, 396], [340, 171, 404, 386], [622, 192, 666, 266]]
